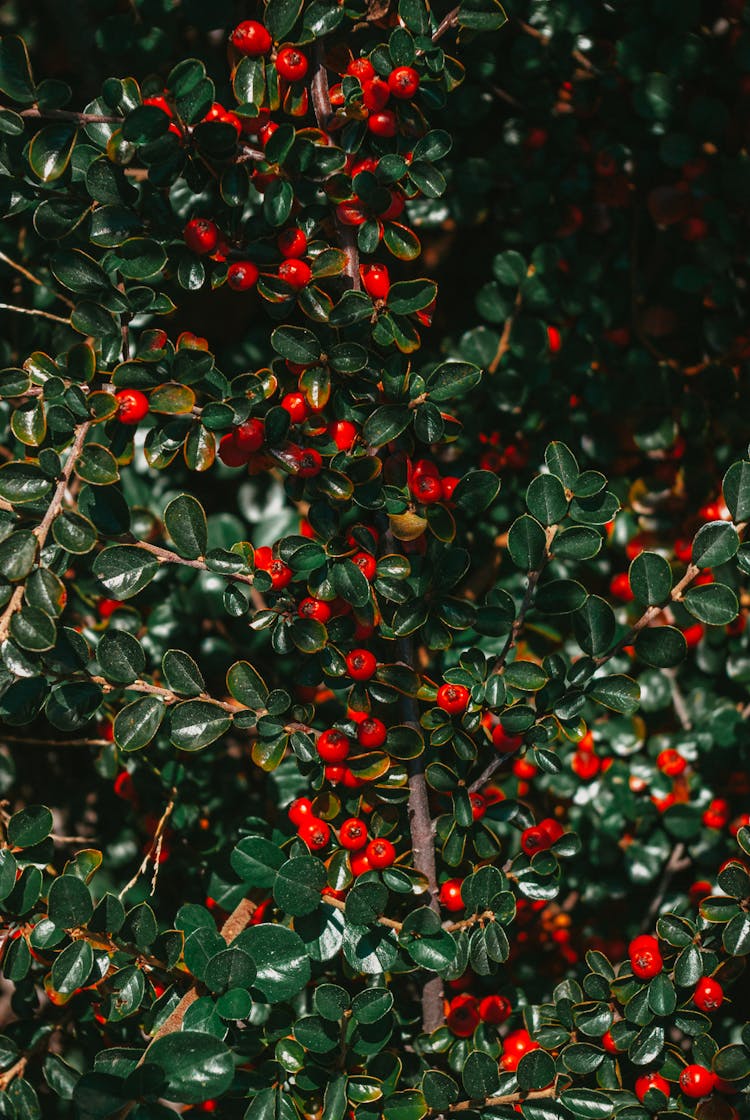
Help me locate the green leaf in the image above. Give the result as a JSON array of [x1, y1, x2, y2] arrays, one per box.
[[265, 0, 303, 39], [51, 249, 110, 296], [28, 124, 77, 182], [635, 625, 687, 668], [97, 630, 145, 686], [428, 362, 482, 403], [145, 1033, 234, 1105], [452, 471, 500, 515], [332, 559, 371, 608], [387, 279, 437, 315], [691, 521, 739, 569], [461, 1051, 499, 1098], [162, 650, 205, 697], [647, 972, 677, 1016], [93, 546, 159, 599], [629, 551, 672, 605], [227, 661, 268, 708], [169, 701, 231, 751], [0, 462, 52, 504], [164, 494, 207, 560], [48, 874, 93, 928], [526, 474, 568, 525], [573, 596, 616, 657], [231, 836, 286, 887], [274, 856, 326, 916], [517, 1049, 555, 1091], [114, 696, 165, 752], [588, 674, 640, 715], [0, 36, 35, 103], [545, 442, 579, 488], [682, 582, 738, 625], [553, 526, 602, 560], [535, 579, 587, 615], [235, 923, 311, 1001], [363, 405, 412, 447], [7, 805, 53, 848], [723, 912, 750, 956], [421, 1071, 459, 1112], [50, 940, 93, 995], [722, 459, 750, 521], [508, 515, 546, 569]]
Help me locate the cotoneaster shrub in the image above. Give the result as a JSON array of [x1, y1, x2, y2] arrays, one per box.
[[0, 2, 749, 1119]]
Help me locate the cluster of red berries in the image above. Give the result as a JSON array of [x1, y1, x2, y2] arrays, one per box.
[[329, 56, 420, 139], [520, 817, 564, 856], [184, 219, 313, 292], [409, 457, 461, 507], [635, 1065, 719, 1103], [445, 992, 512, 1036], [288, 797, 396, 872]]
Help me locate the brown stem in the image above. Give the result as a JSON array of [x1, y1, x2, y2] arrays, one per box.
[[443, 1084, 558, 1114], [0, 302, 71, 325], [310, 40, 333, 129], [491, 525, 557, 674], [593, 562, 701, 667], [0, 251, 75, 309], [8, 104, 121, 124], [642, 842, 690, 931]]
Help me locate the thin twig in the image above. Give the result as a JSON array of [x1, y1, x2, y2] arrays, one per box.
[[0, 251, 75, 309], [642, 842, 691, 931], [118, 791, 176, 900], [0, 303, 71, 325], [4, 104, 121, 125]]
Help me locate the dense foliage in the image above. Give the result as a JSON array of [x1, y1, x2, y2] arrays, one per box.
[[0, 1, 749, 1118]]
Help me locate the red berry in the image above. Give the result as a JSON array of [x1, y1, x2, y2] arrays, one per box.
[[436, 683, 470, 715], [268, 559, 293, 590], [388, 66, 419, 99], [114, 771, 135, 800], [572, 750, 600, 780], [143, 94, 172, 115], [657, 748, 686, 776], [339, 817, 368, 851], [258, 122, 279, 146], [469, 792, 486, 821], [610, 572, 633, 602], [115, 388, 149, 425], [218, 432, 247, 467], [298, 817, 331, 851], [295, 448, 322, 478], [234, 418, 265, 453], [366, 837, 396, 869], [538, 817, 564, 845], [276, 47, 308, 82], [279, 259, 312, 289], [184, 218, 219, 255], [547, 325, 562, 353], [679, 1065, 715, 1099], [447, 994, 479, 1037], [683, 622, 704, 648], [439, 878, 464, 912], [281, 393, 309, 423], [288, 797, 313, 826], [379, 190, 405, 221], [521, 826, 548, 857], [278, 227, 308, 259], [337, 198, 367, 226], [230, 20, 272, 56], [361, 264, 390, 300], [362, 78, 390, 112], [703, 797, 730, 829], [601, 1029, 619, 1054], [358, 717, 387, 748], [347, 58, 375, 81], [329, 420, 358, 451], [368, 110, 398, 138], [441, 477, 460, 502], [693, 976, 723, 1012], [492, 725, 523, 753], [317, 729, 351, 764], [227, 261, 259, 290], [346, 649, 377, 681], [478, 994, 511, 1024], [412, 475, 443, 504], [635, 1073, 670, 1103], [350, 850, 371, 876], [98, 598, 123, 619], [298, 597, 332, 624], [629, 934, 663, 980], [353, 551, 377, 581]]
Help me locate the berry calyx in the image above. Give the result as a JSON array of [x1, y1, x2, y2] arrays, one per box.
[[436, 683, 470, 715], [411, 475, 442, 504], [521, 825, 548, 857], [339, 817, 368, 850], [693, 976, 723, 1011], [298, 817, 331, 851], [295, 448, 323, 478], [679, 1065, 715, 1099], [361, 264, 391, 300], [115, 389, 149, 425], [230, 20, 272, 56], [346, 649, 377, 680], [184, 218, 219, 255], [358, 717, 387, 748], [366, 837, 396, 869], [469, 792, 486, 820], [438, 878, 464, 912], [276, 47, 308, 82], [279, 259, 312, 289], [388, 66, 419, 99], [227, 261, 259, 290], [317, 729, 351, 764]]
